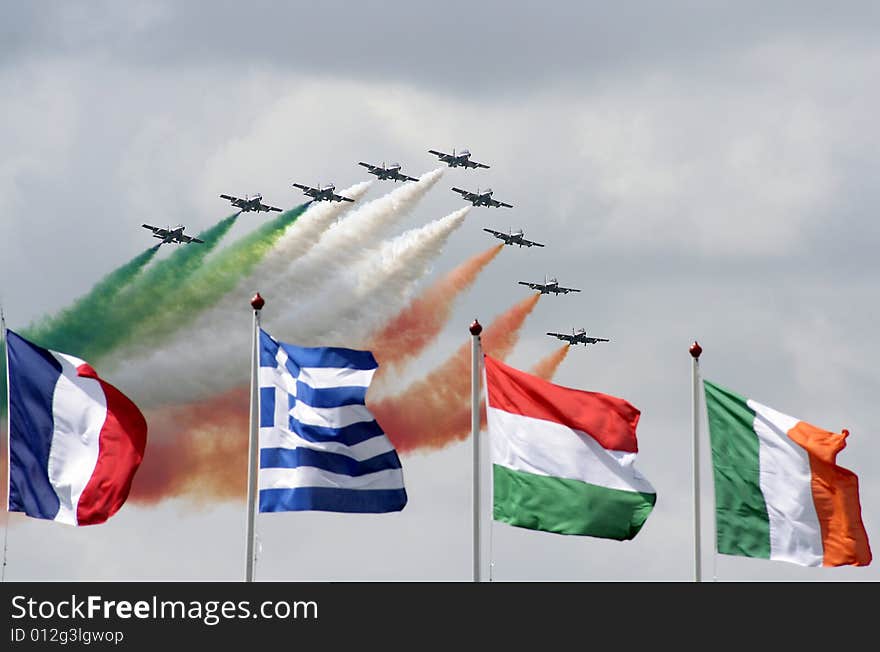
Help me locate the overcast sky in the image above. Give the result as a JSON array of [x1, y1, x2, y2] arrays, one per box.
[[2, 1, 879, 582]]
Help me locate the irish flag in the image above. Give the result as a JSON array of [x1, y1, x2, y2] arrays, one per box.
[[485, 355, 656, 540], [704, 380, 871, 567]]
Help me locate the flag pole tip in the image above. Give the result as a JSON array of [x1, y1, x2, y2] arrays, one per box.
[[469, 319, 482, 336], [689, 341, 702, 359], [251, 293, 265, 311]]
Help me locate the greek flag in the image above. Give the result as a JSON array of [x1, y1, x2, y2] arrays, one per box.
[[258, 328, 407, 513]]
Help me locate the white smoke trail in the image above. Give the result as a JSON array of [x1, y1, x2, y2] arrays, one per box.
[[112, 204, 463, 409], [263, 206, 471, 347]]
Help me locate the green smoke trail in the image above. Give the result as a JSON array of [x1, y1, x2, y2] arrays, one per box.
[[1, 244, 160, 415], [27, 213, 239, 363], [117, 203, 310, 352]]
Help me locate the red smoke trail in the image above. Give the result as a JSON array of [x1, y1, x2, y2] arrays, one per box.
[[530, 345, 571, 381], [128, 386, 249, 505], [371, 293, 541, 453], [369, 244, 503, 377]]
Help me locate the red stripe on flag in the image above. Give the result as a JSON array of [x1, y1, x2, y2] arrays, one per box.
[[75, 364, 148, 526], [484, 354, 640, 453]]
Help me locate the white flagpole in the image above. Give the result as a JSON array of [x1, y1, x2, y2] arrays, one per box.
[[689, 340, 703, 583], [245, 292, 265, 582], [470, 319, 483, 583]]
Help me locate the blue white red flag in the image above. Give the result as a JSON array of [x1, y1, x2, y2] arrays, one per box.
[[258, 328, 407, 513], [5, 329, 147, 526]]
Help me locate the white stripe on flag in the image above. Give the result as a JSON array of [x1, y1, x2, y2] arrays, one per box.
[[290, 401, 375, 429], [298, 366, 374, 389], [489, 407, 656, 494], [260, 427, 394, 461], [259, 366, 298, 395], [259, 467, 405, 491], [747, 399, 823, 566], [48, 354, 106, 525]]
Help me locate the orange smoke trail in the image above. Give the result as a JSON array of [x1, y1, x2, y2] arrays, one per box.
[[370, 244, 503, 375], [128, 386, 249, 505], [372, 293, 541, 453], [530, 344, 571, 381]]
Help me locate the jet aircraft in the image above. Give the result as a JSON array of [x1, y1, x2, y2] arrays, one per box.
[[142, 224, 204, 245], [358, 161, 419, 182], [547, 328, 610, 346], [484, 228, 544, 248], [518, 277, 580, 295], [219, 193, 282, 213], [428, 148, 490, 169], [452, 187, 513, 208], [292, 182, 355, 203]]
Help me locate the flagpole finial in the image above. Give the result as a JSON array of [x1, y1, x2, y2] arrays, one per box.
[[251, 293, 265, 311], [689, 341, 702, 359], [469, 319, 482, 336]]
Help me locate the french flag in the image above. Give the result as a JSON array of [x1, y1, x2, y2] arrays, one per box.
[[6, 329, 147, 526]]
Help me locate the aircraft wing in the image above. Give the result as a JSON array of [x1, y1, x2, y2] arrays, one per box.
[[263, 204, 283, 212], [401, 173, 419, 182], [466, 159, 491, 169], [497, 200, 514, 208], [518, 281, 541, 290], [358, 162, 377, 172], [558, 287, 581, 294], [292, 183, 317, 196], [547, 332, 575, 343], [333, 193, 355, 203], [483, 228, 507, 240], [521, 238, 544, 247], [585, 337, 610, 343], [428, 149, 449, 158], [142, 224, 167, 236], [219, 194, 243, 203], [179, 234, 204, 244], [451, 187, 474, 201]]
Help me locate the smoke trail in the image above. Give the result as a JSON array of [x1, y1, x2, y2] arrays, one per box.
[[369, 243, 503, 377], [23, 245, 161, 355], [266, 206, 469, 347], [110, 205, 465, 409], [129, 386, 249, 505], [530, 344, 571, 380], [371, 293, 541, 453], [117, 185, 370, 361]]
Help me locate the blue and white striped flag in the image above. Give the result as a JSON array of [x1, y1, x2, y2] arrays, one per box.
[[257, 328, 407, 513]]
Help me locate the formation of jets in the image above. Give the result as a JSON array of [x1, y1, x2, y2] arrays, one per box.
[[220, 193, 282, 213], [140, 145, 607, 351], [518, 277, 581, 295], [359, 161, 419, 183], [547, 328, 610, 347], [484, 228, 544, 248], [142, 224, 204, 245], [292, 182, 355, 203]]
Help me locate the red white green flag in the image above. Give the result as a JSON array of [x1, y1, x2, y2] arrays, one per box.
[[485, 354, 656, 540]]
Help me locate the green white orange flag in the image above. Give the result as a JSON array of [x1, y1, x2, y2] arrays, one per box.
[[485, 354, 656, 540], [704, 380, 872, 567]]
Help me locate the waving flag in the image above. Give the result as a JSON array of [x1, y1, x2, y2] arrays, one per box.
[[704, 380, 871, 567], [6, 329, 147, 526], [257, 328, 407, 513], [485, 355, 656, 540]]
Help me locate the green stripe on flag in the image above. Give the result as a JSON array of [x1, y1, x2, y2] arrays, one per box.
[[704, 380, 771, 560], [493, 465, 656, 540]]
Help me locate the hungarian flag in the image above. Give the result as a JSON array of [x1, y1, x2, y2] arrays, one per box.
[[485, 354, 656, 540], [704, 380, 871, 567]]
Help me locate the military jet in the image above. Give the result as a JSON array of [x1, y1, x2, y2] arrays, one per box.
[[358, 161, 419, 182], [518, 277, 580, 295], [142, 224, 204, 245], [428, 148, 490, 169], [219, 193, 282, 213], [452, 187, 513, 208], [547, 328, 610, 346], [484, 228, 544, 248], [292, 182, 355, 203]]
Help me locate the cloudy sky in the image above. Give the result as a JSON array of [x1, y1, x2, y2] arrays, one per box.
[[1, 1, 879, 582]]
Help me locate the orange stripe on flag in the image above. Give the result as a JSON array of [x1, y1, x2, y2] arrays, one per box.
[[787, 422, 872, 567]]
